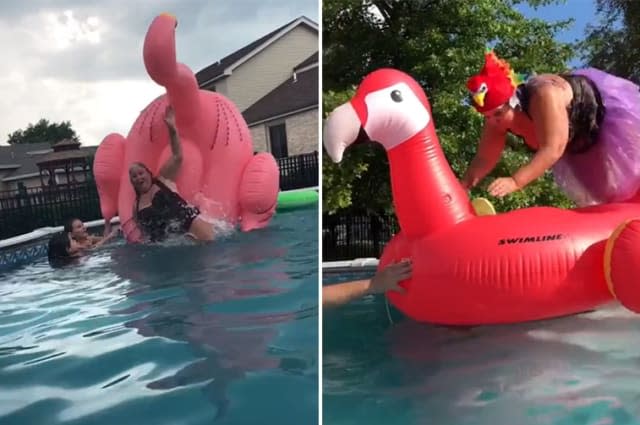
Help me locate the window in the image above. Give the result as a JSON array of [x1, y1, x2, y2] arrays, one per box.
[[268, 123, 289, 159]]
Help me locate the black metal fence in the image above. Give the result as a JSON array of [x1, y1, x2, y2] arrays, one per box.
[[0, 152, 319, 240], [0, 183, 102, 239], [276, 151, 318, 191], [322, 211, 399, 261]]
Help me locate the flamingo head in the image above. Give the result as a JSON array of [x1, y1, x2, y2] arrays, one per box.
[[324, 68, 434, 162]]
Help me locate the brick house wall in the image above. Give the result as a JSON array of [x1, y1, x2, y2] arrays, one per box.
[[249, 108, 318, 156]]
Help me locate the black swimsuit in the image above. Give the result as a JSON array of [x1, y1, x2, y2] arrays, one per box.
[[510, 75, 605, 154], [136, 179, 200, 242]]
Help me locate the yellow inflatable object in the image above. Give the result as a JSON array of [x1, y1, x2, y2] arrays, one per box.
[[471, 197, 496, 216]]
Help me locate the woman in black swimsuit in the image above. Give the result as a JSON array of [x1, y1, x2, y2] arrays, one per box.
[[128, 105, 215, 242]]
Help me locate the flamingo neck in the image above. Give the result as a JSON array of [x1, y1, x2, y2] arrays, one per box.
[[166, 63, 201, 129], [387, 129, 475, 238]]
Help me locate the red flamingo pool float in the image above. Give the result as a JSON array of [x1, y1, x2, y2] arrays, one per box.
[[324, 68, 640, 325], [93, 13, 279, 242]]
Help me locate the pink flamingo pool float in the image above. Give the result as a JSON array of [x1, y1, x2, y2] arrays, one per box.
[[324, 68, 640, 325], [93, 13, 279, 242]]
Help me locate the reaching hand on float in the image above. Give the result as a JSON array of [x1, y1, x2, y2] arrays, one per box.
[[487, 177, 520, 198], [464, 49, 640, 206], [323, 259, 412, 309], [368, 259, 412, 294]]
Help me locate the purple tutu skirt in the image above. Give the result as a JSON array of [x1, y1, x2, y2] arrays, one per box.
[[551, 68, 640, 206]]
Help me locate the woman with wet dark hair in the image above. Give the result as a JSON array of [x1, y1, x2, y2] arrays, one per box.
[[47, 218, 118, 268], [64, 218, 117, 249], [47, 231, 81, 267]]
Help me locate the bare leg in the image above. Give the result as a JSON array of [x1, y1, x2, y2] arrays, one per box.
[[187, 216, 215, 242]]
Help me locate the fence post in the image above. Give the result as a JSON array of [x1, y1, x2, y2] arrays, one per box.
[[372, 213, 380, 257]]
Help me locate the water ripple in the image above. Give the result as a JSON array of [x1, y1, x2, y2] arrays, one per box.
[[0, 209, 318, 425], [323, 280, 640, 425]]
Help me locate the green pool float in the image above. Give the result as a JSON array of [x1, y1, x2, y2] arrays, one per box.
[[276, 188, 319, 212]]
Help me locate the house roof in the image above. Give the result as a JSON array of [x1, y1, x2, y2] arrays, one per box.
[[37, 149, 92, 167], [52, 138, 81, 150], [0, 142, 96, 182], [294, 52, 318, 71], [37, 138, 92, 166], [242, 54, 318, 126], [195, 16, 318, 87]]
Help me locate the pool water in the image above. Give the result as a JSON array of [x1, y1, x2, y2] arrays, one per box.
[[0, 207, 318, 425], [323, 271, 640, 425]]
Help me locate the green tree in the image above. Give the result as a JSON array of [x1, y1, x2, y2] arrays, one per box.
[[580, 0, 640, 83], [323, 0, 575, 215], [7, 119, 79, 145]]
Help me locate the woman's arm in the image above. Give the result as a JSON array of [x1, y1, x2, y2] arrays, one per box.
[[462, 117, 507, 189], [323, 280, 371, 309], [67, 236, 84, 257], [323, 260, 412, 309], [512, 85, 569, 188], [158, 105, 182, 182], [91, 228, 119, 249]]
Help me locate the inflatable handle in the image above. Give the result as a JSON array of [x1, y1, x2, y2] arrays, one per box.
[[471, 197, 496, 216], [604, 218, 640, 313], [238, 152, 280, 231], [93, 133, 126, 222]]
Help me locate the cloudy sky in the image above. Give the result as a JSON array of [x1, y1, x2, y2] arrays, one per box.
[[0, 0, 318, 146]]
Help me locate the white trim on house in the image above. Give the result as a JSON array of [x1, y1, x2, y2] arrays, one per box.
[[294, 62, 318, 75], [26, 149, 53, 155], [246, 105, 318, 128], [201, 70, 230, 87], [0, 164, 20, 170], [199, 16, 318, 87]]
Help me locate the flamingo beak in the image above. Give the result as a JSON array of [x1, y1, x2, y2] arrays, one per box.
[[323, 102, 362, 163], [160, 12, 178, 27]]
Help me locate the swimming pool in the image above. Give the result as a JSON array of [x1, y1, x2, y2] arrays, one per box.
[[0, 206, 318, 425], [323, 267, 640, 425]]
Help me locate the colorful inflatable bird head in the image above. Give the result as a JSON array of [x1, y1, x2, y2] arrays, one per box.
[[467, 49, 524, 114]]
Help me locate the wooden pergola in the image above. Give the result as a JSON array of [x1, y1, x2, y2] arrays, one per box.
[[36, 139, 91, 187]]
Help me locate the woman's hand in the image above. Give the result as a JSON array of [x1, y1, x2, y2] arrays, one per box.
[[322, 259, 413, 309], [367, 259, 412, 294], [67, 234, 84, 256], [104, 226, 119, 239], [488, 177, 520, 198], [103, 222, 112, 238], [159, 104, 182, 181], [164, 105, 176, 129]]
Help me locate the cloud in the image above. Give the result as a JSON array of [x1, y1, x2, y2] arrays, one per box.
[[0, 0, 318, 146]]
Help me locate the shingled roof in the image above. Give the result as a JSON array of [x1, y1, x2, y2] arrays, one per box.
[[195, 16, 318, 87], [242, 52, 318, 126], [36, 139, 92, 167], [0, 142, 96, 182]]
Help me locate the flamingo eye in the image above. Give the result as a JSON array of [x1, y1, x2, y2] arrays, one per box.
[[479, 83, 488, 93], [363, 81, 431, 151]]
